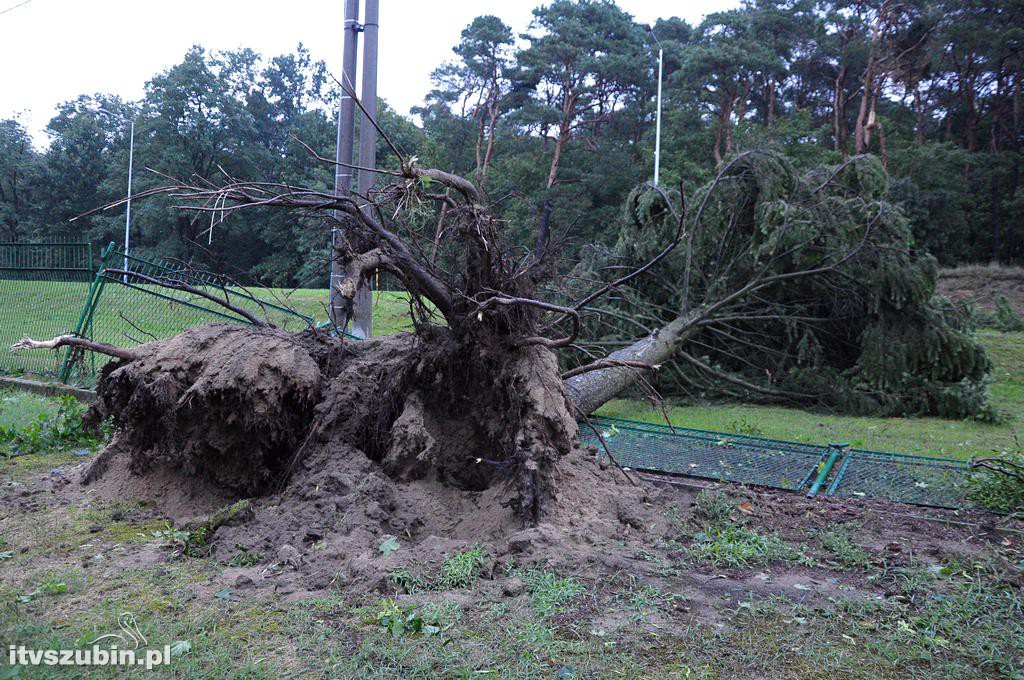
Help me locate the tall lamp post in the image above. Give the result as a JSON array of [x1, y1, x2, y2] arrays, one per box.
[[645, 25, 664, 186], [98, 108, 134, 282]]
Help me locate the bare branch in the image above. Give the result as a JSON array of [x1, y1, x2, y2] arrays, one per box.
[[561, 359, 659, 380], [11, 335, 137, 361]]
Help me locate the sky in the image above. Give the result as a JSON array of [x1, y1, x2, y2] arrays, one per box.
[[0, 0, 739, 146]]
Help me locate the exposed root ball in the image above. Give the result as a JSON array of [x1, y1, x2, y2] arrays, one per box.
[[86, 325, 330, 495], [79, 323, 652, 594]]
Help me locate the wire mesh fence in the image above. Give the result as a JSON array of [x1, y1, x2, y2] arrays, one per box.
[[824, 450, 970, 508], [581, 415, 975, 509], [59, 243, 316, 386], [0, 242, 95, 381]]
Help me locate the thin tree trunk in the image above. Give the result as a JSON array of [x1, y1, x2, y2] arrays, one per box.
[[565, 314, 699, 416], [834, 64, 848, 155]]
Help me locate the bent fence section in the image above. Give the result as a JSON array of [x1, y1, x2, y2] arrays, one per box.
[[581, 416, 973, 509], [1, 242, 314, 387]]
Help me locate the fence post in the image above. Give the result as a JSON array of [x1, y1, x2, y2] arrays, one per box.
[[59, 242, 114, 384]]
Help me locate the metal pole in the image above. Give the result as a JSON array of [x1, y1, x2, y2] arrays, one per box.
[[350, 0, 379, 339], [654, 46, 663, 186], [124, 118, 134, 283], [329, 0, 362, 331]]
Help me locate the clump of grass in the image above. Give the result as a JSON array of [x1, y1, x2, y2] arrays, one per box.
[[692, 490, 734, 528], [819, 526, 870, 570], [520, 569, 585, 617], [388, 568, 426, 593], [688, 526, 808, 568], [436, 545, 486, 589]]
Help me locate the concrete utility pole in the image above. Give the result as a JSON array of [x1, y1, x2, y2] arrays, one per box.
[[97, 108, 134, 283], [351, 0, 379, 339], [329, 0, 363, 333]]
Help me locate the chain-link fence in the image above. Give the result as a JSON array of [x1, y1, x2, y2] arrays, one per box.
[[582, 415, 974, 509], [59, 243, 315, 386], [0, 242, 95, 380]]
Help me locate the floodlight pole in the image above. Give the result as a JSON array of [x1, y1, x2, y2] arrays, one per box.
[[98, 108, 134, 283], [646, 27, 664, 186]]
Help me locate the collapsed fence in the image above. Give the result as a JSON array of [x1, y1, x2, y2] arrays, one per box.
[[581, 416, 974, 509], [2, 242, 314, 387]]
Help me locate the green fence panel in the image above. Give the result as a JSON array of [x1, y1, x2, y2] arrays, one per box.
[[0, 242, 94, 381], [58, 243, 316, 387], [580, 415, 975, 509]]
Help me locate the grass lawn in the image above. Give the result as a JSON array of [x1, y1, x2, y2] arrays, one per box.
[[599, 330, 1023, 461], [0, 279, 413, 379]]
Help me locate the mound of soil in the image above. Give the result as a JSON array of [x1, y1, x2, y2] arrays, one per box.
[[78, 323, 658, 594], [938, 267, 1024, 316]]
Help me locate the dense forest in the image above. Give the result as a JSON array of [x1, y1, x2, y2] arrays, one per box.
[[1, 0, 1022, 285]]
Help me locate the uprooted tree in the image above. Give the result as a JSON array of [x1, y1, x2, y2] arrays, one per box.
[[11, 143, 991, 543], [566, 153, 993, 420]]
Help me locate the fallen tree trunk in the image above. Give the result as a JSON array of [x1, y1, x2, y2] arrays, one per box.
[[566, 314, 698, 416]]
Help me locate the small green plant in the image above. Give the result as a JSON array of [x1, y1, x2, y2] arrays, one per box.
[[0, 396, 104, 457], [688, 526, 807, 568], [436, 545, 486, 589], [228, 547, 263, 567], [692, 490, 734, 528], [371, 598, 442, 638], [819, 527, 870, 570], [388, 568, 426, 593], [41, 579, 68, 596], [729, 417, 765, 437], [152, 521, 190, 544], [520, 569, 585, 617], [967, 448, 1024, 512]]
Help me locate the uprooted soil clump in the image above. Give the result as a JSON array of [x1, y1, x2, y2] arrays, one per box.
[[77, 323, 652, 592]]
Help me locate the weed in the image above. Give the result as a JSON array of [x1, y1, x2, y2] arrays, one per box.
[[41, 580, 68, 596], [692, 490, 734, 528], [389, 568, 427, 593], [729, 417, 765, 436], [819, 526, 870, 570], [610, 573, 679, 619], [688, 526, 808, 568], [228, 547, 263, 567], [520, 569, 585, 617], [436, 545, 486, 589], [152, 521, 190, 544], [370, 598, 444, 638], [0, 395, 105, 457]]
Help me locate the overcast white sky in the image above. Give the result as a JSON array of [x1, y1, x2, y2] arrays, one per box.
[[0, 0, 738, 146]]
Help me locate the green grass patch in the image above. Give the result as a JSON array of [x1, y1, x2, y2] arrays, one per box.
[[818, 526, 871, 570], [688, 525, 809, 568], [435, 545, 487, 590], [520, 569, 586, 617]]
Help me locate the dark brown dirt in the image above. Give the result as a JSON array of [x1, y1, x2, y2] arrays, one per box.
[[937, 267, 1024, 315]]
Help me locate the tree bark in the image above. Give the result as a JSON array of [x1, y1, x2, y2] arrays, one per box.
[[565, 313, 699, 416]]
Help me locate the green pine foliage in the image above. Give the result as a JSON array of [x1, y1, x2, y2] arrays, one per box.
[[579, 153, 993, 419]]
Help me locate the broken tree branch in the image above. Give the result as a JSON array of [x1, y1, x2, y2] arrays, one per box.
[[10, 335, 138, 361]]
